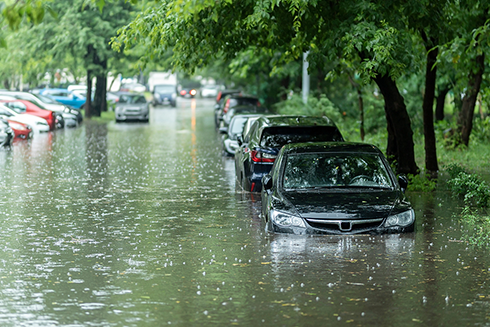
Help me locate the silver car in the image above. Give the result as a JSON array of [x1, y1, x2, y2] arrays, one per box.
[[115, 93, 149, 123]]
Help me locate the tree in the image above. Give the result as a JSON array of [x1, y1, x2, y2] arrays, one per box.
[[14, 0, 134, 117], [112, 0, 422, 174]]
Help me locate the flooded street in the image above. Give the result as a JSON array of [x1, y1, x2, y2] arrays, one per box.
[[0, 98, 489, 326]]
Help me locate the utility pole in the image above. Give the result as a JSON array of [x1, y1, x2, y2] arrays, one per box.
[[302, 51, 310, 104]]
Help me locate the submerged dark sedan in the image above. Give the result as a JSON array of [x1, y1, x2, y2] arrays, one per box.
[[261, 142, 414, 235]]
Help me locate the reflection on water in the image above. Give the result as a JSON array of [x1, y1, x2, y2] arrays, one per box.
[[0, 98, 489, 325]]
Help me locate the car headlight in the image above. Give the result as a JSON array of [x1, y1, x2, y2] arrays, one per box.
[[384, 209, 415, 227], [270, 210, 306, 228]]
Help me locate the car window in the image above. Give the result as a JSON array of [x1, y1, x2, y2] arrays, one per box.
[[119, 95, 147, 104], [260, 126, 343, 148], [230, 117, 249, 135], [229, 98, 259, 108], [5, 102, 27, 113], [283, 153, 393, 189], [154, 85, 176, 93], [0, 108, 13, 116]]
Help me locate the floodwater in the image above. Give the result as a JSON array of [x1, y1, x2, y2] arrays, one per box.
[[0, 98, 489, 326]]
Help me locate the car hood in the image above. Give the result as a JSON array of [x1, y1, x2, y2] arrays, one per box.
[[279, 190, 400, 220], [116, 104, 147, 109]]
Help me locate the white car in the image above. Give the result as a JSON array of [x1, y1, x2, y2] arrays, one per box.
[[0, 104, 50, 133], [200, 85, 222, 98]]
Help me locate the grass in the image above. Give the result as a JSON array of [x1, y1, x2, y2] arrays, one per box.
[[80, 110, 115, 124]]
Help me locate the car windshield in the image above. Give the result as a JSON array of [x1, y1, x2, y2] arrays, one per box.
[[229, 97, 259, 107], [119, 95, 147, 104], [260, 126, 343, 148], [34, 93, 58, 104], [154, 85, 175, 93], [230, 116, 250, 135], [283, 152, 393, 190]]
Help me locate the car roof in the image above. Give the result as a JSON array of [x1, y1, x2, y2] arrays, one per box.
[[256, 115, 336, 127], [282, 142, 382, 155], [40, 88, 69, 92], [117, 92, 145, 96], [230, 113, 263, 121]]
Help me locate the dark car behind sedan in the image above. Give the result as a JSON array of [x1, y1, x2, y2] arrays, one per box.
[[261, 142, 414, 235], [215, 94, 259, 128], [235, 115, 344, 192], [153, 84, 177, 107]]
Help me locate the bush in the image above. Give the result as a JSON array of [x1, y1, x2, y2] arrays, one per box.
[[446, 168, 490, 207], [274, 94, 342, 123]]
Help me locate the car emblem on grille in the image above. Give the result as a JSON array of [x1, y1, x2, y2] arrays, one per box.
[[339, 221, 352, 231]]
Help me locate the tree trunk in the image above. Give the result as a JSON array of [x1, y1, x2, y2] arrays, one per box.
[[93, 73, 107, 115], [458, 53, 485, 146], [85, 70, 93, 118], [422, 44, 439, 174], [373, 73, 419, 175], [92, 54, 108, 116], [435, 86, 450, 121]]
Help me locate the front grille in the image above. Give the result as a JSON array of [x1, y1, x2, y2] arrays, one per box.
[[305, 218, 384, 233]]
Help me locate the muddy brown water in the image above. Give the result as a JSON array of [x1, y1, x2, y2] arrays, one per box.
[[0, 98, 489, 326]]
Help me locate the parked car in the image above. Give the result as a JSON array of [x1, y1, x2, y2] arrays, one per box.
[[179, 87, 197, 98], [261, 142, 414, 235], [200, 84, 222, 98], [234, 115, 344, 192], [220, 114, 262, 156], [214, 94, 260, 128], [120, 83, 146, 93], [0, 104, 50, 133], [152, 84, 177, 107], [215, 89, 240, 103], [0, 118, 14, 146], [34, 93, 82, 124], [8, 120, 32, 140], [0, 91, 80, 126], [0, 100, 57, 131], [115, 93, 149, 122], [220, 104, 270, 128], [38, 88, 86, 109]]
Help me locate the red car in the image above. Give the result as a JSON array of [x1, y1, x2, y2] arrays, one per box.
[[8, 120, 33, 140], [0, 100, 56, 131]]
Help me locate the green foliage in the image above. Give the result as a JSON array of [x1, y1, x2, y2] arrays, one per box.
[[274, 93, 343, 123], [459, 207, 490, 247], [407, 173, 437, 192], [447, 168, 490, 207]]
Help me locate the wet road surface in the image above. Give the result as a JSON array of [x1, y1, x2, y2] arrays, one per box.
[[0, 98, 489, 326]]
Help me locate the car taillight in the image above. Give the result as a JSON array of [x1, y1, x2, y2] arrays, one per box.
[[251, 150, 276, 163], [223, 99, 230, 113], [190, 89, 197, 96], [180, 90, 187, 96]]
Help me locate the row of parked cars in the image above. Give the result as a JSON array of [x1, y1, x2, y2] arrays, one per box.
[[0, 89, 84, 146], [215, 90, 415, 235]]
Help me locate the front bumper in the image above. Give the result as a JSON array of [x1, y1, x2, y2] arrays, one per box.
[[270, 219, 414, 235], [116, 112, 149, 121]]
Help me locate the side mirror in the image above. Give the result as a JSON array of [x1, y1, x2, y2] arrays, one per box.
[[262, 174, 273, 191], [219, 127, 228, 134], [237, 135, 243, 147], [398, 175, 408, 192]]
